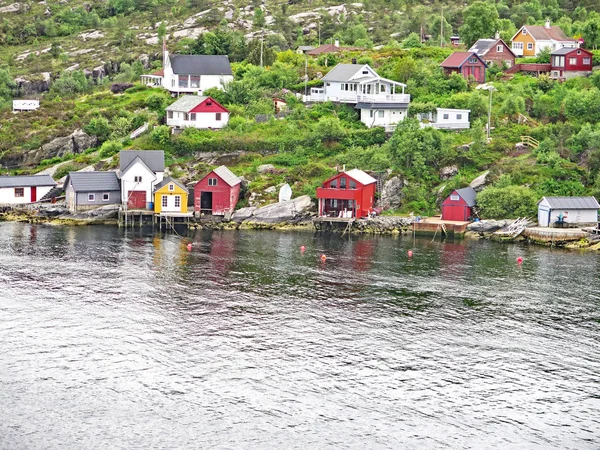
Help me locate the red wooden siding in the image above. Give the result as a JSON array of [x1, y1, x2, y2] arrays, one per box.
[[551, 48, 593, 72], [128, 190, 146, 209], [190, 97, 229, 114], [194, 171, 240, 215], [441, 191, 472, 221], [316, 172, 376, 219]]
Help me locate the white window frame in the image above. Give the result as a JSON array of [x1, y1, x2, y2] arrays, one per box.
[[378, 110, 384, 118], [134, 176, 142, 183], [569, 57, 577, 65], [162, 195, 168, 208], [174, 196, 181, 208], [456, 114, 462, 120], [450, 194, 460, 201], [497, 45, 503, 52], [88, 194, 95, 202], [208, 178, 218, 186], [583, 57, 591, 65], [102, 193, 110, 202], [527, 42, 533, 50], [443, 113, 449, 120], [169, 183, 174, 191]]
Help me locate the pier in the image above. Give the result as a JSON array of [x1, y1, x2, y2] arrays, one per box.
[[412, 217, 469, 237]]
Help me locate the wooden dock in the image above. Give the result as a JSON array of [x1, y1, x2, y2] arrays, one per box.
[[118, 209, 193, 230], [522, 227, 588, 244], [118, 209, 155, 228], [155, 212, 193, 231], [412, 217, 469, 237]]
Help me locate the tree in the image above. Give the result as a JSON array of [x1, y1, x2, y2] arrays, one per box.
[[401, 32, 422, 49], [459, 2, 500, 48], [0, 66, 17, 104], [393, 57, 418, 83], [477, 186, 537, 219], [157, 22, 167, 43]]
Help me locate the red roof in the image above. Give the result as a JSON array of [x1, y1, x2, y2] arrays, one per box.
[[189, 96, 228, 114], [440, 52, 485, 68], [151, 69, 164, 76]]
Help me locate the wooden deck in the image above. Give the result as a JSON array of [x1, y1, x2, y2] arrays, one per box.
[[412, 217, 470, 237]]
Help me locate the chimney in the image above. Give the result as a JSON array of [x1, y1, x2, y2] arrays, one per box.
[[545, 19, 551, 29], [334, 39, 340, 48], [494, 31, 499, 40]]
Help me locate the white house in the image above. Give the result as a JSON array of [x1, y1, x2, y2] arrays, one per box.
[[356, 103, 408, 130], [537, 196, 599, 227], [419, 108, 471, 130], [119, 150, 165, 210], [140, 43, 233, 95], [13, 100, 40, 112], [165, 96, 229, 130], [0, 175, 56, 204]]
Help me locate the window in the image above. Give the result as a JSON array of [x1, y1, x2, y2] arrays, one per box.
[[183, 113, 189, 121], [208, 178, 217, 186], [340, 177, 347, 189], [174, 196, 181, 208], [102, 193, 110, 202], [369, 110, 374, 118], [349, 180, 357, 189], [443, 114, 449, 120], [167, 111, 173, 119], [456, 114, 462, 120], [207, 101, 212, 106], [171, 79, 175, 88], [569, 57, 577, 65], [134, 176, 142, 183], [554, 56, 565, 67], [362, 70, 368, 74], [577, 50, 581, 55], [497, 45, 503, 52], [378, 110, 384, 118], [584, 57, 591, 65], [468, 57, 477, 63], [162, 196, 168, 208], [513, 42, 523, 50], [190, 113, 196, 121], [216, 113, 222, 121], [88, 194, 95, 202], [330, 179, 337, 188], [14, 187, 24, 197], [527, 43, 533, 50], [179, 76, 189, 88], [168, 183, 174, 191], [522, 29, 527, 35], [450, 194, 460, 201], [380, 85, 386, 93], [190, 75, 200, 88]]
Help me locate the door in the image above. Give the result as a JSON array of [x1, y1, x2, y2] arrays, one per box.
[[161, 194, 182, 212], [200, 192, 213, 213], [31, 186, 37, 202], [127, 190, 146, 209]]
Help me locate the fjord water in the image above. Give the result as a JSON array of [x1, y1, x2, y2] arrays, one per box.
[[0, 223, 598, 449]]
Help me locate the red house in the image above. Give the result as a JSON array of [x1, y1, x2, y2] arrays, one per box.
[[194, 165, 241, 216], [550, 47, 593, 80], [440, 52, 487, 83], [441, 187, 477, 221], [316, 169, 377, 219]]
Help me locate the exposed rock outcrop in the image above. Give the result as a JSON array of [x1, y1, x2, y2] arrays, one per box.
[[440, 165, 459, 180], [22, 130, 97, 167], [233, 195, 313, 223], [380, 176, 404, 209], [469, 170, 490, 192], [467, 219, 510, 233], [14, 72, 52, 96]]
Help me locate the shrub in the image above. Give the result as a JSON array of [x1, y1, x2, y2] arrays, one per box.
[[477, 185, 537, 219], [54, 163, 79, 180], [84, 116, 111, 143], [98, 140, 123, 158], [150, 125, 172, 146]]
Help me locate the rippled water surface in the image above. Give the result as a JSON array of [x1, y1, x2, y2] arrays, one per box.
[[0, 222, 599, 449]]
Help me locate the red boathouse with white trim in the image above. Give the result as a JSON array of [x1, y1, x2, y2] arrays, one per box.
[[316, 169, 376, 219], [194, 165, 241, 216], [441, 187, 477, 221]]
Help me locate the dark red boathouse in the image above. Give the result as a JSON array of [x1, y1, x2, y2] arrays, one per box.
[[441, 187, 477, 221], [316, 169, 377, 219], [194, 165, 241, 215]]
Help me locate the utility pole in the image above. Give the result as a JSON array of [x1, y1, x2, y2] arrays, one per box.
[[487, 87, 494, 141], [260, 31, 264, 67], [440, 6, 444, 47], [304, 56, 308, 97]]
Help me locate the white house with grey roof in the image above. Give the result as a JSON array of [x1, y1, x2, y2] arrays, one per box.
[[0, 175, 56, 204], [537, 196, 599, 227], [64, 171, 121, 213], [140, 43, 233, 95], [305, 63, 411, 130], [119, 150, 165, 210], [165, 95, 229, 130]]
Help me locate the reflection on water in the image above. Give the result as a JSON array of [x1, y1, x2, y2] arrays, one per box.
[[0, 222, 599, 449]]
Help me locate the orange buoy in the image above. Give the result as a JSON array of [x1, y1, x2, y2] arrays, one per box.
[[320, 254, 327, 261], [407, 250, 413, 258], [187, 243, 193, 251]]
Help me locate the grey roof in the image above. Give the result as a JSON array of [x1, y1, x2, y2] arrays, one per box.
[[322, 64, 365, 82], [119, 150, 165, 173], [455, 187, 477, 207], [551, 47, 586, 55], [66, 171, 120, 192], [154, 177, 188, 193], [165, 95, 206, 112], [0, 175, 56, 188], [469, 39, 497, 55], [169, 55, 233, 75], [356, 102, 409, 110], [541, 196, 600, 209], [212, 165, 241, 187]]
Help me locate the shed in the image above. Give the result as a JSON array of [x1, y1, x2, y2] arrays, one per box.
[[440, 52, 488, 83], [537, 196, 599, 227], [64, 171, 121, 213], [441, 187, 477, 221], [0, 175, 56, 204], [153, 177, 189, 214], [194, 166, 241, 216], [316, 169, 376, 219]]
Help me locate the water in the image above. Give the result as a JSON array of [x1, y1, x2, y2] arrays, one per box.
[[0, 222, 598, 449]]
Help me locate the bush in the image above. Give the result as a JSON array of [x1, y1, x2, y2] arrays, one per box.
[[54, 163, 79, 180], [98, 140, 123, 158], [84, 116, 111, 143], [150, 125, 172, 146], [477, 185, 537, 219]]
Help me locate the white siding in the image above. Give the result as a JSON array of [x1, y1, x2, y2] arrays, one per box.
[[360, 108, 406, 128], [0, 185, 53, 204], [120, 160, 162, 206], [537, 202, 599, 226], [167, 111, 230, 129]]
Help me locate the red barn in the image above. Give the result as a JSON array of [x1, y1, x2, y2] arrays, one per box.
[[440, 52, 488, 83], [316, 169, 377, 219], [550, 47, 593, 80], [194, 165, 241, 215], [441, 187, 477, 221]]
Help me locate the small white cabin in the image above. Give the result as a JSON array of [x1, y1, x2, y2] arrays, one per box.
[[419, 108, 470, 130], [537, 196, 599, 227], [13, 100, 40, 112]]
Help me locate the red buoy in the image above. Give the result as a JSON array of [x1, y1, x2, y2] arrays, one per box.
[[187, 243, 192, 251], [300, 245, 306, 252], [321, 254, 327, 261], [517, 256, 523, 264], [407, 250, 413, 258]]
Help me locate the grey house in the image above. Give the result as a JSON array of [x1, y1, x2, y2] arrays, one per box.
[[64, 171, 121, 212]]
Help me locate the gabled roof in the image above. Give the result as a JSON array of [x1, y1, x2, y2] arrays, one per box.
[[165, 95, 205, 112], [539, 196, 600, 209], [322, 64, 370, 82], [345, 168, 377, 186], [154, 176, 188, 193], [212, 165, 241, 187], [66, 171, 120, 192], [0, 175, 56, 188], [455, 187, 477, 207], [511, 25, 575, 43], [469, 39, 516, 58], [551, 47, 592, 56], [440, 52, 487, 68], [169, 55, 233, 76], [119, 150, 165, 173]]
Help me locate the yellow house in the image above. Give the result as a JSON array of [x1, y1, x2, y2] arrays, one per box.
[[511, 21, 576, 57], [153, 177, 189, 214]]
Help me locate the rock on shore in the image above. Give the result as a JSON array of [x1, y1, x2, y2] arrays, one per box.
[[233, 195, 313, 224]]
